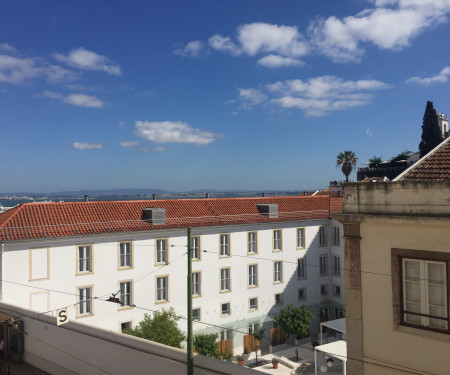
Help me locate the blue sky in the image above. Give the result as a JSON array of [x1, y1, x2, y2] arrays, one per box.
[[1, 0, 450, 193]]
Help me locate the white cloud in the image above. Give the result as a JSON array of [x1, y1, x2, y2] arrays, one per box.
[[257, 54, 304, 68], [153, 146, 167, 152], [0, 43, 16, 53], [54, 47, 121, 75], [118, 121, 126, 127], [238, 88, 268, 109], [119, 141, 139, 147], [238, 23, 308, 57], [406, 66, 450, 85], [308, 0, 450, 62], [366, 128, 374, 137], [135, 121, 219, 145], [72, 142, 103, 150], [208, 35, 242, 55], [174, 41, 205, 57], [38, 91, 104, 108], [241, 75, 390, 116]]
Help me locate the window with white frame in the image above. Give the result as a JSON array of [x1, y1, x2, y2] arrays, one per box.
[[156, 276, 168, 302], [320, 284, 328, 296], [274, 261, 283, 283], [221, 302, 231, 316], [319, 226, 327, 246], [297, 227, 305, 248], [249, 297, 258, 310], [192, 272, 201, 296], [248, 232, 257, 254], [220, 268, 231, 291], [192, 308, 201, 322], [78, 286, 92, 315], [120, 281, 132, 307], [298, 257, 306, 278], [220, 234, 230, 257], [78, 245, 92, 273], [333, 226, 340, 246], [275, 293, 283, 305], [156, 239, 168, 264], [334, 284, 341, 297], [248, 264, 258, 287], [298, 288, 306, 301], [119, 242, 132, 268], [335, 307, 345, 319], [273, 230, 282, 251], [402, 258, 448, 331], [320, 254, 328, 275], [333, 255, 341, 276], [192, 236, 200, 260]]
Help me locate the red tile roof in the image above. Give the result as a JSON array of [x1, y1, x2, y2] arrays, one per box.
[[0, 196, 342, 241], [397, 137, 450, 181]]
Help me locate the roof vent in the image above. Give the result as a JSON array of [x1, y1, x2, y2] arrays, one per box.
[[257, 203, 278, 218], [143, 208, 166, 225]]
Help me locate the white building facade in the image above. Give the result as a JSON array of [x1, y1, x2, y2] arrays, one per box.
[[0, 196, 344, 354]]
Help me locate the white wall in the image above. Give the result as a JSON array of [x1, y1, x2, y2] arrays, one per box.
[[1, 218, 344, 354]]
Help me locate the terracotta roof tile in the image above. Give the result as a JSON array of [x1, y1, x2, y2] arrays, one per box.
[[397, 137, 450, 181], [0, 196, 342, 241]]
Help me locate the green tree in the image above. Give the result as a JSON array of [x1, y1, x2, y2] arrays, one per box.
[[390, 150, 413, 163], [124, 308, 185, 349], [336, 151, 358, 182], [193, 333, 220, 358], [419, 101, 443, 158], [251, 328, 265, 366], [274, 305, 313, 361], [368, 155, 383, 167]]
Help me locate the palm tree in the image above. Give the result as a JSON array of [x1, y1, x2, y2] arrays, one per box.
[[336, 151, 358, 182]]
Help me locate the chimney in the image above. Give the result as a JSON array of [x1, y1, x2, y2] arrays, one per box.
[[262, 192, 266, 197], [143, 208, 166, 225], [152, 194, 156, 200], [84, 195, 89, 202], [206, 193, 210, 199]]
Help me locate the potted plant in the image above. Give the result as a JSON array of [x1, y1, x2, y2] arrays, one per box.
[[237, 355, 244, 366], [223, 351, 232, 362], [272, 358, 279, 369]]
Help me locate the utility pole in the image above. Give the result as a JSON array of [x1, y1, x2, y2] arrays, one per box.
[[187, 228, 193, 375]]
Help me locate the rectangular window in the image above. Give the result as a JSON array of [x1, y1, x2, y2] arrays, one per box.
[[402, 258, 448, 331], [275, 293, 283, 305], [78, 286, 92, 315], [320, 255, 328, 276], [334, 285, 341, 297], [333, 256, 341, 276], [156, 239, 168, 264], [192, 272, 201, 296], [78, 245, 92, 273], [273, 229, 282, 251], [321, 284, 328, 296], [192, 236, 201, 260], [298, 257, 306, 279], [333, 226, 340, 246], [248, 232, 257, 254], [298, 288, 306, 301], [156, 276, 168, 302], [121, 321, 132, 331], [335, 308, 345, 319], [192, 308, 201, 322], [249, 297, 258, 310], [297, 228, 305, 248], [221, 302, 231, 316], [220, 234, 230, 257], [220, 268, 231, 292], [319, 226, 327, 246], [248, 264, 258, 287], [119, 242, 132, 268], [120, 281, 132, 307], [274, 261, 283, 283]]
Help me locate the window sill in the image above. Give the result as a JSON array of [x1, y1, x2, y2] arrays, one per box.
[[219, 290, 232, 294], [155, 300, 170, 305], [75, 272, 94, 276], [118, 306, 134, 311], [76, 313, 94, 319], [247, 285, 259, 289], [395, 323, 450, 342], [117, 267, 134, 271]]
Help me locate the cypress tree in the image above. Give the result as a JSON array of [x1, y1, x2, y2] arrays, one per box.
[[419, 101, 443, 158]]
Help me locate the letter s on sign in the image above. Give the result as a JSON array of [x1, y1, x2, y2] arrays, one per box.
[[57, 309, 69, 326]]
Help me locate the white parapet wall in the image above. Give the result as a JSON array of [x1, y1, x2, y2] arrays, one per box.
[[0, 302, 264, 375]]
